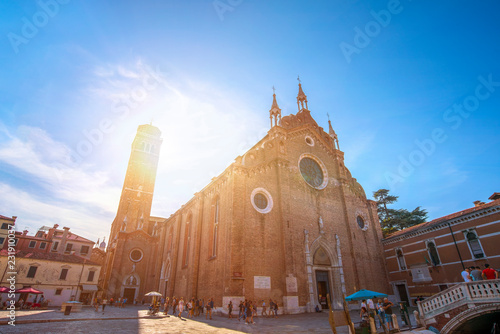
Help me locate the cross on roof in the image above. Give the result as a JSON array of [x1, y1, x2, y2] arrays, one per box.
[[272, 86, 276, 94], [327, 113, 330, 121], [297, 75, 301, 84]]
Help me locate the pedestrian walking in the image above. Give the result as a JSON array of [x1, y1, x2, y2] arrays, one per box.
[[238, 300, 245, 322], [206, 298, 214, 320], [376, 299, 386, 329], [102, 298, 107, 314], [382, 298, 394, 329], [228, 300, 233, 318], [273, 300, 279, 318], [261, 300, 267, 317], [178, 297, 185, 318]]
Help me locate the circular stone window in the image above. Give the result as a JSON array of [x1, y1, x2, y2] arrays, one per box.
[[356, 216, 368, 231], [298, 154, 328, 189], [129, 249, 144, 262], [305, 136, 314, 146], [250, 188, 273, 214]]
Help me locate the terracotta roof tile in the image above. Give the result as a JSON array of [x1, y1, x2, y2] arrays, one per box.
[[0, 249, 100, 266], [385, 199, 500, 239]]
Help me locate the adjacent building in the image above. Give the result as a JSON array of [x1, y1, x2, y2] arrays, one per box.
[[104, 83, 390, 313], [0, 215, 16, 249], [0, 220, 102, 306], [382, 193, 500, 306]]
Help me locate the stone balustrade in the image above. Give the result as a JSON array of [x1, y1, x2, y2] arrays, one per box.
[[418, 279, 500, 320]]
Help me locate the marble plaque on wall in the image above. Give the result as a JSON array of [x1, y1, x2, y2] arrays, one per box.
[[254, 276, 271, 289]]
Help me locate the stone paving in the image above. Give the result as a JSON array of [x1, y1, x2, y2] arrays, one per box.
[[0, 305, 421, 334]]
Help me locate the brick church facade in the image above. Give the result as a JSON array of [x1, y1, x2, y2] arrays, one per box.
[[104, 82, 389, 313]]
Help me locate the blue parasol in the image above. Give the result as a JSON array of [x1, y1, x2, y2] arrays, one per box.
[[344, 289, 388, 301]]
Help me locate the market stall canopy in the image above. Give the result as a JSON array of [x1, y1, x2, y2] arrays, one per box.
[[0, 286, 10, 293], [16, 287, 43, 294], [345, 289, 387, 301]]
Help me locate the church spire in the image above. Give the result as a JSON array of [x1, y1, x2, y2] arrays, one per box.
[[296, 75, 308, 112], [269, 86, 282, 128], [327, 113, 340, 150]]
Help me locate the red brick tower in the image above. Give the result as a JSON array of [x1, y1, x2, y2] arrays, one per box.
[[103, 124, 163, 302]]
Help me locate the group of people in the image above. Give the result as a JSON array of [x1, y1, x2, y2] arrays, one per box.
[[230, 299, 279, 324], [93, 296, 128, 314], [359, 298, 395, 330], [160, 297, 215, 319], [462, 263, 498, 282]]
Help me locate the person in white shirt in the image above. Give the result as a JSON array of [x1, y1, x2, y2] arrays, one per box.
[[461, 268, 472, 282]]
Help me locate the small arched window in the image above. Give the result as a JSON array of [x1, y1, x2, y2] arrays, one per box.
[[209, 197, 220, 258], [427, 241, 440, 265], [182, 215, 192, 267], [466, 231, 484, 258], [396, 248, 406, 270]]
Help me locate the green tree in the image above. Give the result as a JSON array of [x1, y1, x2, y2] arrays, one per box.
[[373, 189, 428, 237]]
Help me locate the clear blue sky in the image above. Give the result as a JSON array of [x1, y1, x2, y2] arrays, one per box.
[[1, 0, 499, 242]]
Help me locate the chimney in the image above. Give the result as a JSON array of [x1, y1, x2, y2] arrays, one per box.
[[489, 192, 500, 201], [53, 224, 59, 229], [59, 227, 70, 254], [12, 216, 17, 221], [473, 200, 485, 207], [22, 230, 28, 236]]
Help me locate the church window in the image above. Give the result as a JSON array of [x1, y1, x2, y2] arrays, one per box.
[[250, 188, 273, 214], [426, 241, 441, 265], [130, 249, 144, 262], [254, 193, 268, 209], [298, 155, 328, 189], [356, 216, 367, 230], [210, 197, 220, 258], [182, 215, 192, 267], [167, 227, 173, 251], [396, 248, 407, 270], [465, 230, 485, 258], [305, 136, 314, 146]]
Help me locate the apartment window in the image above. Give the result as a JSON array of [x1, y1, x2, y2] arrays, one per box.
[[55, 289, 63, 295], [87, 271, 95, 282], [39, 242, 47, 249], [27, 266, 38, 278], [65, 243, 73, 253], [80, 245, 90, 255], [0, 237, 5, 245], [1, 223, 8, 229], [59, 268, 69, 280], [28, 240, 36, 248], [396, 248, 407, 270], [426, 241, 441, 265], [52, 241, 59, 251], [465, 231, 485, 258]]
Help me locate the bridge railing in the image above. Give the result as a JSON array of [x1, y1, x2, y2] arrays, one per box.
[[418, 279, 500, 320]]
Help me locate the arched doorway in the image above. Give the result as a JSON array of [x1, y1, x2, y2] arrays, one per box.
[[121, 274, 140, 303], [313, 247, 332, 309]]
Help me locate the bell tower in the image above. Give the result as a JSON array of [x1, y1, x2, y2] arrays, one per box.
[[104, 124, 162, 300], [109, 124, 162, 241]]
